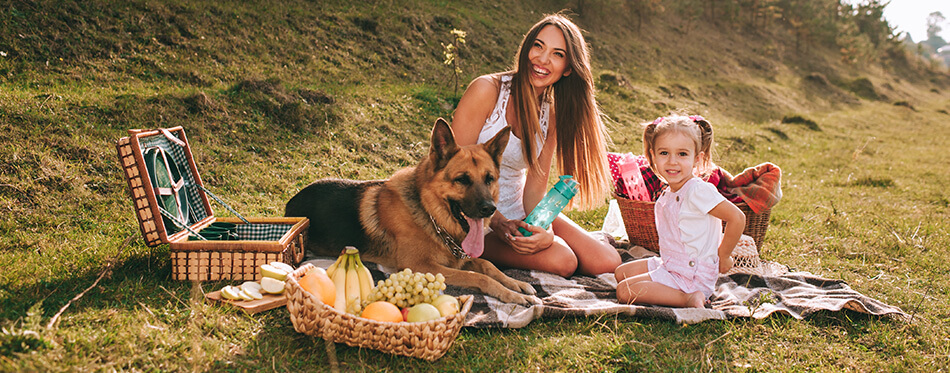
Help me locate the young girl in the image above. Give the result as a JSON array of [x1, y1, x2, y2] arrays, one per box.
[[615, 115, 745, 308], [452, 14, 621, 277]]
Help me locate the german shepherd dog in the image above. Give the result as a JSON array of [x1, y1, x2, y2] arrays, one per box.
[[285, 119, 539, 305]]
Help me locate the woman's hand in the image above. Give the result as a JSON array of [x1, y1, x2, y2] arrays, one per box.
[[490, 215, 554, 255], [506, 222, 555, 255]]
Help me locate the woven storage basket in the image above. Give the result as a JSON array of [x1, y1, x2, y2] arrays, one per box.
[[285, 264, 473, 361], [616, 197, 771, 252], [116, 127, 308, 281]]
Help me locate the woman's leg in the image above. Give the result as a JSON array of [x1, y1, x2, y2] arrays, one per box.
[[480, 229, 578, 278], [552, 214, 622, 276]]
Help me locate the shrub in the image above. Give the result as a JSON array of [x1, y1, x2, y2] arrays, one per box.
[[781, 115, 821, 131]]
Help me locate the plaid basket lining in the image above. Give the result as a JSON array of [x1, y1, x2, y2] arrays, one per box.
[[140, 133, 209, 229], [236, 224, 293, 241]]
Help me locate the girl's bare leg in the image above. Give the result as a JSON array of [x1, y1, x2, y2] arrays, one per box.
[[615, 258, 650, 282], [617, 274, 705, 308]]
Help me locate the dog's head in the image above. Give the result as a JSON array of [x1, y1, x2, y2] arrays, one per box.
[[422, 118, 509, 258]]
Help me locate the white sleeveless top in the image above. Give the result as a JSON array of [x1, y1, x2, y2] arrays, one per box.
[[476, 75, 551, 220]]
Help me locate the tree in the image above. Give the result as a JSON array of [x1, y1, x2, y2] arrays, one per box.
[[926, 11, 945, 40]]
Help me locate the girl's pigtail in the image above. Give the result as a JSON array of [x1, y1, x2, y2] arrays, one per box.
[[694, 118, 715, 176], [642, 118, 660, 172]]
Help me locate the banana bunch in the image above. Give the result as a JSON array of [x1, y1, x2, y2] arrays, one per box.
[[326, 246, 374, 314]]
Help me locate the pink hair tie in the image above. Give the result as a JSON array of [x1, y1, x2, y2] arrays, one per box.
[[651, 115, 705, 125]]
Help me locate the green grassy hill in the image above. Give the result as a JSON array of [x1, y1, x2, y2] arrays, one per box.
[[2, 0, 950, 371]]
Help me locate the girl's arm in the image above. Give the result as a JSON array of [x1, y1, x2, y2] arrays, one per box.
[[451, 75, 498, 146], [708, 200, 745, 273]]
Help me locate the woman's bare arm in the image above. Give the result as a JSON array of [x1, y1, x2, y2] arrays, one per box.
[[452, 75, 499, 146]]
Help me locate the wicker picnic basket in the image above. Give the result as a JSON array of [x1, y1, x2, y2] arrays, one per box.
[[116, 127, 309, 281], [616, 197, 771, 252], [285, 264, 473, 361]]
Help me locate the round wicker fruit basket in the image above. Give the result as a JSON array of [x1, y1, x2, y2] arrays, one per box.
[[285, 263, 473, 361]]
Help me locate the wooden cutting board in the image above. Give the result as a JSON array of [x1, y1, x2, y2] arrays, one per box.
[[205, 290, 287, 314]]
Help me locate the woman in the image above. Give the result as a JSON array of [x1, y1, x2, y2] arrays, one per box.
[[452, 14, 621, 277]]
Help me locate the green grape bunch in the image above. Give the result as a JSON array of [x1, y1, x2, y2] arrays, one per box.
[[363, 268, 447, 309]]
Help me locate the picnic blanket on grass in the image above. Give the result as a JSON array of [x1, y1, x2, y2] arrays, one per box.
[[302, 246, 907, 328]]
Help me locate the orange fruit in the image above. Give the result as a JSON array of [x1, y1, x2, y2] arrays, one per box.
[[360, 301, 404, 323], [299, 267, 336, 306]]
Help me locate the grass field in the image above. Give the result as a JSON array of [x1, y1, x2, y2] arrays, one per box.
[[2, 0, 950, 371]]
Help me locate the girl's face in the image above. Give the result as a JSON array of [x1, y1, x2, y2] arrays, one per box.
[[651, 131, 702, 192], [527, 25, 571, 95]]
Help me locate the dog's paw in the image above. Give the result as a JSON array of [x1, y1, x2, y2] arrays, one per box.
[[510, 293, 542, 307], [497, 291, 542, 306], [503, 279, 537, 295], [517, 281, 537, 296], [524, 295, 542, 306]]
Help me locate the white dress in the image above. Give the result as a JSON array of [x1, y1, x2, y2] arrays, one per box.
[[476, 74, 551, 220]]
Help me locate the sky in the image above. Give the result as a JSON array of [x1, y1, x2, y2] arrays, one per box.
[[882, 0, 949, 42]]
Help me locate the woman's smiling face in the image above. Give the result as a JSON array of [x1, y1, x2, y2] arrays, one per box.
[[527, 25, 570, 94]]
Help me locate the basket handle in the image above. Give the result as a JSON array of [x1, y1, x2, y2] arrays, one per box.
[[160, 128, 187, 147]]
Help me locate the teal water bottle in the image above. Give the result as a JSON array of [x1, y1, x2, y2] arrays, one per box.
[[519, 175, 579, 237]]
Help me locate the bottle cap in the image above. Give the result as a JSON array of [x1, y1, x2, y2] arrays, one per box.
[[554, 175, 579, 197]]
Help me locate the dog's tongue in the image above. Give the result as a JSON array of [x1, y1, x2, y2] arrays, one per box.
[[461, 217, 484, 258]]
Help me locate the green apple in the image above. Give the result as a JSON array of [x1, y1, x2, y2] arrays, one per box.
[[406, 303, 442, 323], [221, 286, 241, 300], [260, 276, 285, 295], [269, 261, 294, 273], [260, 264, 288, 281], [430, 294, 460, 317]]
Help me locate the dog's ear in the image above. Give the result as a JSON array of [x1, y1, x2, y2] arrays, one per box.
[[430, 118, 460, 170], [482, 125, 510, 167]]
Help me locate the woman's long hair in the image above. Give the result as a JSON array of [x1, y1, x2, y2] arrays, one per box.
[[509, 13, 611, 210]]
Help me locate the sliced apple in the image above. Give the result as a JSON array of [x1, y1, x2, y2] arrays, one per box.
[[241, 281, 263, 293], [243, 286, 263, 300], [261, 276, 285, 295], [237, 288, 255, 301], [221, 286, 241, 300], [269, 261, 294, 273], [260, 264, 289, 281]]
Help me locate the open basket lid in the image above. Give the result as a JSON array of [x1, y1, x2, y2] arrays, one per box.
[[116, 126, 216, 246]]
